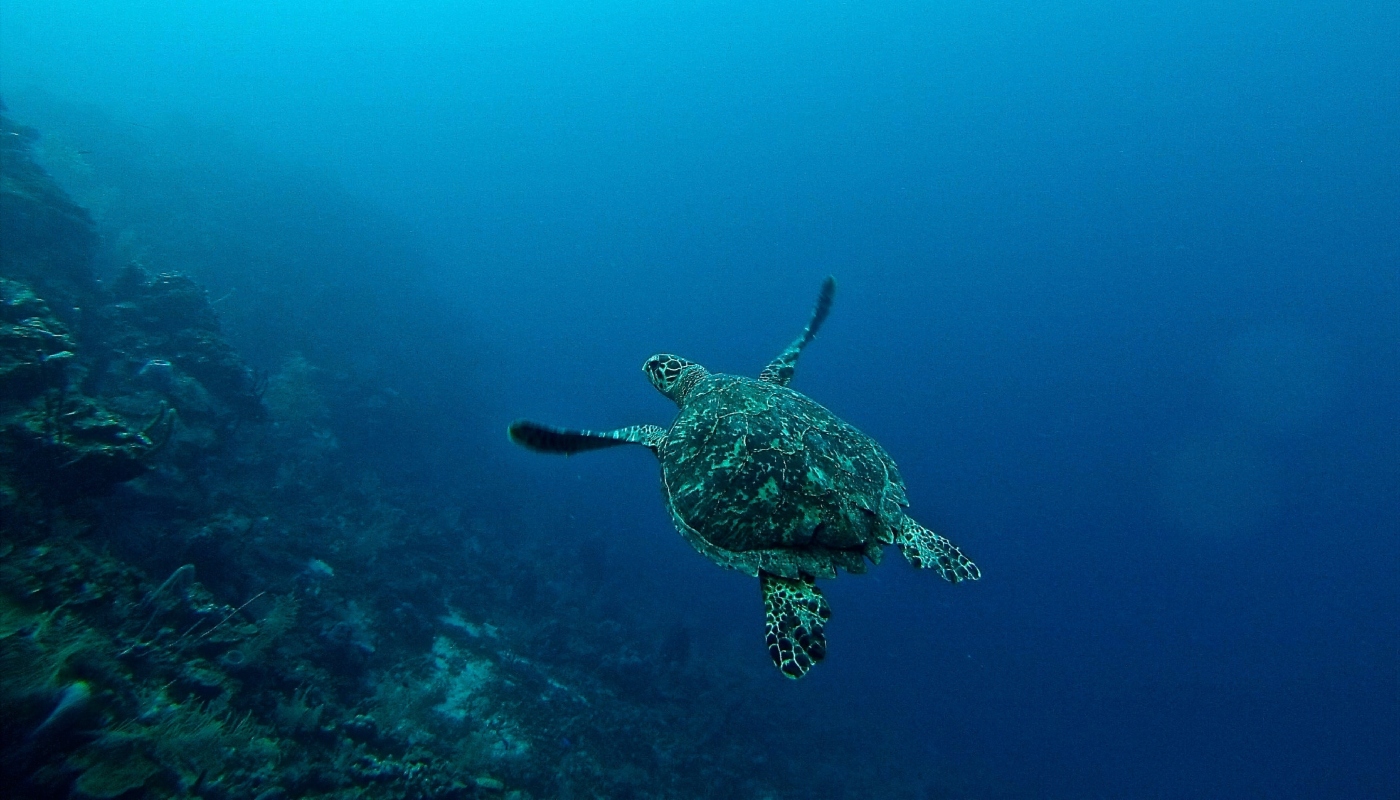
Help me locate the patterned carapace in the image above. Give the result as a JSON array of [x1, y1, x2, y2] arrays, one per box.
[[509, 276, 980, 679]]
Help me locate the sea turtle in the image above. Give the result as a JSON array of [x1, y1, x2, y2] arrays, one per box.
[[508, 277, 980, 678]]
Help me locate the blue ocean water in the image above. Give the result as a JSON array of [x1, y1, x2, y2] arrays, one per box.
[[2, 0, 1396, 796]]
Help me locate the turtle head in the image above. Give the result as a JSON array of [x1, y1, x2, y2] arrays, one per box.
[[644, 354, 707, 405]]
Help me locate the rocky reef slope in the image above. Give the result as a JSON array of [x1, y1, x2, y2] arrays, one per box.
[[0, 105, 937, 800]]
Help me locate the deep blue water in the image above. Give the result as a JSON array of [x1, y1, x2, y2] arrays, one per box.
[[3, 1, 1396, 796]]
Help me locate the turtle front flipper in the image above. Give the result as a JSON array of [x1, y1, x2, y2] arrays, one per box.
[[761, 572, 830, 679], [894, 515, 981, 583], [758, 276, 836, 387], [508, 420, 665, 454]]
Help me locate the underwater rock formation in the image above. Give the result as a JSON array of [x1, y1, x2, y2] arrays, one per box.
[[0, 109, 97, 319], [0, 124, 154, 513], [0, 105, 266, 527]]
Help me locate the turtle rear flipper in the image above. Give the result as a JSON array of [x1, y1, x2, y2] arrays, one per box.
[[761, 572, 830, 679], [508, 420, 664, 454], [895, 516, 981, 583], [759, 276, 836, 387]]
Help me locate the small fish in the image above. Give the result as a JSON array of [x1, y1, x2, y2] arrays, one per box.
[[31, 681, 91, 739]]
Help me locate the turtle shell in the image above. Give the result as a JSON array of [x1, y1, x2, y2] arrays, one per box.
[[658, 374, 907, 579]]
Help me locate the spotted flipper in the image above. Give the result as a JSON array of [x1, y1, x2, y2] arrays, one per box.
[[508, 420, 665, 454], [758, 276, 836, 386], [895, 516, 981, 583], [761, 571, 830, 679]]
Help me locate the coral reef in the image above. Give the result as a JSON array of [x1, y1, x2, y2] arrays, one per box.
[[0, 105, 930, 799]]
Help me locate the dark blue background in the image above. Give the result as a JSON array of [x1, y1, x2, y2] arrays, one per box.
[[3, 0, 1396, 795]]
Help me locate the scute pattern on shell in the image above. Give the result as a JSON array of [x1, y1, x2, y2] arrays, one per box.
[[659, 373, 903, 579]]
